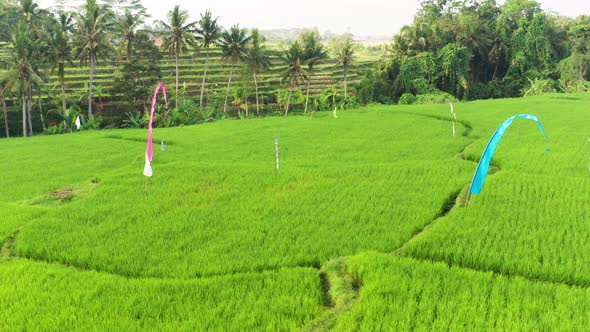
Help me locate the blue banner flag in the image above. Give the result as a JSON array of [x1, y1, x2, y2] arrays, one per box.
[[469, 114, 548, 195]]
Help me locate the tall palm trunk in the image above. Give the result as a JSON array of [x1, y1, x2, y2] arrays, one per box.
[[254, 73, 260, 116], [343, 66, 348, 100], [304, 78, 311, 114], [127, 41, 132, 63], [27, 86, 33, 136], [284, 83, 293, 117], [38, 89, 46, 131], [244, 95, 248, 117], [200, 49, 210, 108], [0, 83, 9, 137], [175, 51, 179, 109], [22, 94, 27, 137], [492, 58, 499, 81], [60, 76, 67, 129], [88, 51, 95, 118], [223, 64, 234, 113]]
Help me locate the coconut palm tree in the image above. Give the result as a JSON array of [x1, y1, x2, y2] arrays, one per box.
[[1, 22, 42, 137], [19, 0, 49, 38], [116, 8, 145, 62], [334, 37, 355, 100], [0, 5, 15, 137], [159, 5, 198, 109], [245, 29, 271, 116], [219, 25, 250, 113], [196, 10, 221, 108], [301, 31, 327, 114], [280, 41, 307, 116], [488, 36, 507, 81], [75, 0, 114, 118], [46, 12, 73, 122]]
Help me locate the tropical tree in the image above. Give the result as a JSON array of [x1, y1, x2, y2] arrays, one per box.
[[1, 22, 42, 136], [19, 0, 49, 38], [456, 11, 492, 83], [245, 29, 271, 116], [46, 11, 73, 121], [196, 10, 221, 108], [75, 0, 114, 118], [334, 36, 356, 100], [301, 31, 327, 113], [111, 31, 162, 111], [397, 23, 434, 56], [116, 8, 145, 61], [438, 43, 470, 97], [219, 25, 250, 113], [0, 4, 16, 137], [280, 41, 307, 116], [159, 5, 198, 109], [488, 36, 507, 80]]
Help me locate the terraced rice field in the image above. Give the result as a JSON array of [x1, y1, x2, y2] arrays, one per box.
[[1, 93, 589, 329]]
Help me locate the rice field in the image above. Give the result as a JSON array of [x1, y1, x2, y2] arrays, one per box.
[[1, 93, 590, 329]]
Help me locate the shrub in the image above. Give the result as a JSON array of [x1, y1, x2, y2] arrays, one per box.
[[523, 78, 556, 97], [415, 92, 455, 104], [398, 93, 416, 105]]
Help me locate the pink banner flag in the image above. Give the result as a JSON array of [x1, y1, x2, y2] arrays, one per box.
[[144, 82, 168, 177]]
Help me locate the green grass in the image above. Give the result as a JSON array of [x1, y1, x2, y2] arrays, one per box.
[[335, 253, 590, 330], [400, 93, 590, 286], [0, 259, 323, 331], [2, 93, 590, 328]]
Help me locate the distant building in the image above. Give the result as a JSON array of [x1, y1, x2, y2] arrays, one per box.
[[151, 38, 165, 48]]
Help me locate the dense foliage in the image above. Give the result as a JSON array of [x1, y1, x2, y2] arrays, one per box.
[[0, 0, 361, 137], [355, 0, 590, 104]]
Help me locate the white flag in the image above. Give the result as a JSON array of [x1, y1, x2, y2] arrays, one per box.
[[75, 115, 81, 130], [450, 102, 457, 137], [143, 153, 153, 177]]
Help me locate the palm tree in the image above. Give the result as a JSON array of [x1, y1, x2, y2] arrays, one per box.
[[488, 36, 507, 80], [280, 41, 307, 116], [75, 0, 114, 118], [0, 7, 12, 137], [159, 5, 198, 109], [19, 0, 49, 39], [301, 31, 327, 114], [219, 25, 250, 113], [398, 23, 433, 56], [334, 37, 355, 100], [116, 8, 145, 62], [245, 29, 271, 116], [457, 13, 492, 83], [1, 23, 42, 137], [196, 10, 221, 108], [0, 82, 7, 137], [47, 12, 73, 122]]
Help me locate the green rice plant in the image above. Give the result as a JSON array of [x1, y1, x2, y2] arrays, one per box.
[[2, 94, 590, 328], [0, 259, 324, 330], [335, 254, 590, 331]]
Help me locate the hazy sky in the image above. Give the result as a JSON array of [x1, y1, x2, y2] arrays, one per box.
[[37, 0, 590, 37]]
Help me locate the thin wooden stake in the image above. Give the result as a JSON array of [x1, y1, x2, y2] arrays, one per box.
[[275, 134, 279, 175]]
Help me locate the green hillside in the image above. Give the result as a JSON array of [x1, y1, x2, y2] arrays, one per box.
[[1, 93, 590, 329]]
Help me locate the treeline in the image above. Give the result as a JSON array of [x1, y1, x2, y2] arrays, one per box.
[[0, 0, 357, 137], [355, 0, 590, 104]]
